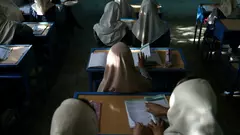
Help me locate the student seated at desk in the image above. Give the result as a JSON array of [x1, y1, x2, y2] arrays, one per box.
[[93, 1, 132, 47], [97, 42, 152, 92], [0, 6, 34, 44], [207, 0, 240, 53], [0, 0, 24, 22], [30, 0, 57, 22], [132, 0, 170, 47], [136, 78, 223, 135], [50, 98, 98, 135], [114, 0, 136, 18]]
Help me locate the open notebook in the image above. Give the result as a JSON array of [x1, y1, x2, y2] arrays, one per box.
[[88, 51, 162, 68], [125, 95, 169, 128], [0, 46, 12, 61]]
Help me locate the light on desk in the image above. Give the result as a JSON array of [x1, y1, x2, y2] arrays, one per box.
[[109, 104, 120, 112]]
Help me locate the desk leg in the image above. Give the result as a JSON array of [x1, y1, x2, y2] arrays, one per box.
[[193, 22, 198, 45], [88, 72, 93, 92], [197, 22, 203, 50]]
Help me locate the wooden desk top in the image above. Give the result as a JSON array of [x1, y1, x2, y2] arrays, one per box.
[[0, 45, 31, 66], [93, 49, 185, 69], [220, 19, 240, 31], [77, 94, 170, 135]]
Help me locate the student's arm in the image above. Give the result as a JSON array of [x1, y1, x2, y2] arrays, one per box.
[[139, 67, 152, 80]]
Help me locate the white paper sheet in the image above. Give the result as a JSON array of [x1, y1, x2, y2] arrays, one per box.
[[140, 44, 151, 57], [125, 98, 169, 128], [88, 52, 108, 68], [0, 47, 11, 60], [132, 52, 139, 67]]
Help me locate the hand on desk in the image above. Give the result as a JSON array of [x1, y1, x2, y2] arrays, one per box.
[[145, 103, 169, 117], [133, 123, 152, 135], [138, 52, 146, 68], [148, 120, 164, 135]]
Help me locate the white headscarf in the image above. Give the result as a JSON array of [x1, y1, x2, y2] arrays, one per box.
[[93, 1, 127, 46], [0, 5, 18, 44], [31, 0, 55, 15], [50, 98, 98, 135], [219, 0, 238, 16], [164, 79, 223, 135], [132, 0, 169, 45], [0, 0, 24, 21], [97, 42, 151, 92], [114, 0, 136, 18]]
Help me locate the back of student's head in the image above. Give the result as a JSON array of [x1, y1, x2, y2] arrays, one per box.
[[50, 98, 98, 135]]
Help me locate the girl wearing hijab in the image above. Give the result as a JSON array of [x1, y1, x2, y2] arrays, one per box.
[[50, 98, 98, 135], [132, 0, 170, 47], [138, 78, 223, 135], [30, 0, 56, 22], [0, 5, 34, 44], [114, 0, 136, 18], [93, 1, 132, 47], [207, 0, 240, 53], [0, 0, 24, 22], [97, 42, 152, 92]]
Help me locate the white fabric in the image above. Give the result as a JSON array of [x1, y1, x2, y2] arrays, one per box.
[[164, 79, 223, 135], [0, 0, 24, 21], [0, 5, 17, 44], [50, 98, 98, 135], [32, 0, 54, 15], [132, 0, 169, 44], [114, 0, 136, 18], [93, 1, 127, 46], [219, 0, 238, 16]]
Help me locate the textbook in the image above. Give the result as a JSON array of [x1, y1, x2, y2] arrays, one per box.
[[125, 95, 169, 128], [90, 101, 102, 128], [0, 46, 12, 61], [88, 50, 162, 68]]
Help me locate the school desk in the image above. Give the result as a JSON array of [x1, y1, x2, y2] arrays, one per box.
[[193, 3, 219, 49], [74, 91, 171, 135], [0, 45, 34, 102], [87, 48, 187, 92], [23, 22, 54, 38]]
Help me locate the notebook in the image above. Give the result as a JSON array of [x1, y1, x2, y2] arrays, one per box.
[[0, 46, 12, 61], [32, 24, 48, 35], [88, 50, 162, 68], [90, 101, 102, 128], [125, 95, 169, 128]]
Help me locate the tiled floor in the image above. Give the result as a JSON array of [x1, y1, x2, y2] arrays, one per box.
[[12, 11, 240, 135]]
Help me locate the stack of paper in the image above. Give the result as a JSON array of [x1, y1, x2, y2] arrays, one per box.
[[125, 95, 169, 128], [0, 46, 12, 61]]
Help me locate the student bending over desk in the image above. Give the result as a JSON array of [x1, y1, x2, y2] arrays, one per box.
[[93, 1, 133, 47], [0, 6, 34, 44], [132, 0, 170, 47], [115, 0, 136, 18], [0, 0, 24, 22], [97, 42, 152, 92], [135, 78, 223, 135], [206, 0, 240, 53], [30, 0, 57, 22], [50, 98, 98, 135]]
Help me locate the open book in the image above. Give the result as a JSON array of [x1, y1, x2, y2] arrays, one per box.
[[125, 95, 169, 128], [0, 46, 12, 61], [88, 51, 162, 68]]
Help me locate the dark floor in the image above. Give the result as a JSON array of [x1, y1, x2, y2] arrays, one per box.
[[12, 12, 240, 135]]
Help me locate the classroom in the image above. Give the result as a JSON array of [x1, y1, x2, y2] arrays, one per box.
[[0, 0, 240, 135]]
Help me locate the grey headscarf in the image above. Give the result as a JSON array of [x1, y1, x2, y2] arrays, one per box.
[[93, 1, 127, 46], [50, 98, 98, 135]]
